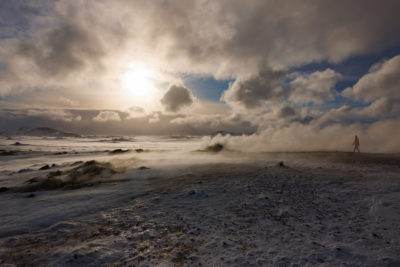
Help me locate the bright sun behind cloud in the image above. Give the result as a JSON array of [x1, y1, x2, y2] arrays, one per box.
[[122, 64, 158, 104]]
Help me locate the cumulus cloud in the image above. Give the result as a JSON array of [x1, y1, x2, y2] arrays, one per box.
[[222, 70, 287, 109], [93, 111, 121, 122], [343, 55, 400, 102], [161, 84, 194, 112], [360, 97, 400, 117], [289, 69, 341, 104], [316, 97, 400, 126]]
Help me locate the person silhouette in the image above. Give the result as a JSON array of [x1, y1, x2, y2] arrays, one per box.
[[353, 135, 360, 152]]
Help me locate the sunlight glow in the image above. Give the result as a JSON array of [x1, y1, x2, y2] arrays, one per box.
[[122, 64, 157, 103]]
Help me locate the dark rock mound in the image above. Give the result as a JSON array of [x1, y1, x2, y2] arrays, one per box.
[[133, 148, 149, 153], [68, 160, 117, 183], [111, 137, 133, 142], [39, 165, 50, 170], [109, 149, 130, 154], [202, 143, 225, 153], [0, 150, 18, 156], [21, 160, 120, 192], [138, 166, 150, 170], [12, 142, 24, 146], [23, 177, 65, 192], [276, 161, 288, 168]]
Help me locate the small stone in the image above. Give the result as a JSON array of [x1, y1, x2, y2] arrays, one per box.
[[277, 161, 285, 167]]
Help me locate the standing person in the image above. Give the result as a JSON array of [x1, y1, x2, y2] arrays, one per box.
[[353, 135, 360, 152]]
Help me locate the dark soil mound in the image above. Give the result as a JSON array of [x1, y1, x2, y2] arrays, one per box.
[[203, 143, 225, 153]]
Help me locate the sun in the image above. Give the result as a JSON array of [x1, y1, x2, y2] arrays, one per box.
[[122, 64, 157, 103]]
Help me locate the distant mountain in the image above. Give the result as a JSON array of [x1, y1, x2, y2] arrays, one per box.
[[210, 130, 244, 136], [14, 127, 80, 137]]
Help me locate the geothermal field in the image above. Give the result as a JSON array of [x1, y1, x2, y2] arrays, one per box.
[[0, 134, 399, 266]]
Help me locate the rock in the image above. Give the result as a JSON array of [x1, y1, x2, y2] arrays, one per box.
[[37, 177, 65, 191], [276, 161, 286, 167], [71, 161, 83, 166], [0, 150, 17, 156], [203, 143, 224, 152], [135, 148, 144, 153], [26, 193, 35, 198], [39, 164, 50, 170], [138, 166, 150, 170], [109, 149, 130, 154], [13, 142, 22, 146]]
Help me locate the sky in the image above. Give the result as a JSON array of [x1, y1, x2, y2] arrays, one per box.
[[1, 0, 400, 152]]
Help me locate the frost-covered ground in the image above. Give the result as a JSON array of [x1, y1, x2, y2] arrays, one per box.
[[0, 136, 400, 266]]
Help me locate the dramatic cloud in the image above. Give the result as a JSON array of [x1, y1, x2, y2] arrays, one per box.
[[360, 97, 400, 117], [93, 111, 121, 122], [289, 69, 341, 104], [132, 0, 400, 76], [2, 0, 400, 96], [343, 55, 400, 102], [161, 84, 194, 112]]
